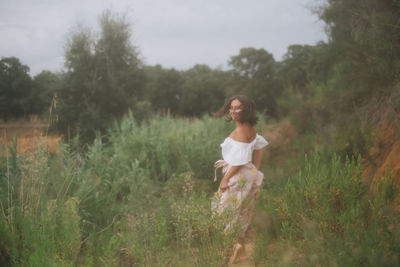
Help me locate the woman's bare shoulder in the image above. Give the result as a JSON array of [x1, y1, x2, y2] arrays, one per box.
[[231, 126, 256, 143]]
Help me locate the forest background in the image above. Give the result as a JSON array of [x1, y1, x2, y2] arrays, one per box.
[[1, 0, 400, 266]]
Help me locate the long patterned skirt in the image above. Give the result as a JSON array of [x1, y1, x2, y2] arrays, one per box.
[[211, 161, 264, 238]]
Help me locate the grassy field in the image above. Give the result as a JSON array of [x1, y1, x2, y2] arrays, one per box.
[[0, 114, 399, 266]]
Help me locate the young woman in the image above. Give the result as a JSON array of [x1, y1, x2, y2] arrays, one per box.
[[212, 95, 269, 264]]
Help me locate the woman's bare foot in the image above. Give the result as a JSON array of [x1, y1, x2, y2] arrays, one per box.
[[229, 243, 243, 264]]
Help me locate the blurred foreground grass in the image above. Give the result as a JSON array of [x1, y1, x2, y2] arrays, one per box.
[[0, 114, 399, 266]]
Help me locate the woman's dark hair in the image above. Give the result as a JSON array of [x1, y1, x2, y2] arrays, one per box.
[[213, 95, 258, 126]]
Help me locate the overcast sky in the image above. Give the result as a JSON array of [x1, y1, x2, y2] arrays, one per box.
[[0, 0, 327, 76]]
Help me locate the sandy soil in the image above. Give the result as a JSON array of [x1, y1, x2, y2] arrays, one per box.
[[0, 124, 61, 154]]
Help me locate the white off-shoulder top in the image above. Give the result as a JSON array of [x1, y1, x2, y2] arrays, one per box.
[[221, 134, 269, 166]]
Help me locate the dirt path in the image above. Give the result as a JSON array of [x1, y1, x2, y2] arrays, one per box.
[[228, 228, 256, 267], [227, 123, 292, 266]]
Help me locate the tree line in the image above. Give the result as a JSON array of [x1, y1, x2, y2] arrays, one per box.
[[1, 1, 399, 148], [0, 11, 286, 143]]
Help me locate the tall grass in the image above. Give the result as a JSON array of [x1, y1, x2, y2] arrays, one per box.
[[0, 114, 239, 266], [1, 113, 398, 266], [254, 152, 400, 266]]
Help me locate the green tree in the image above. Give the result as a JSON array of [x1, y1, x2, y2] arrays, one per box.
[[31, 70, 60, 116], [143, 65, 183, 114], [319, 0, 400, 90], [57, 26, 96, 141], [275, 42, 337, 122], [0, 57, 32, 121], [94, 10, 144, 116], [178, 64, 228, 116], [279, 44, 314, 91], [229, 48, 283, 118], [57, 10, 144, 142]]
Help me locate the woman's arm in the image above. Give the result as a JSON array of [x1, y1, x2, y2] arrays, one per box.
[[253, 149, 264, 170], [219, 165, 241, 192]]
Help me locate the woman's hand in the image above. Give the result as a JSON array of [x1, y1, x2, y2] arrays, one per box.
[[218, 165, 241, 193], [219, 178, 229, 192]]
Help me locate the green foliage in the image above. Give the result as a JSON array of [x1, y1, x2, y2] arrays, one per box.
[[2, 1, 400, 264], [0, 111, 398, 266], [229, 47, 283, 117], [31, 70, 60, 116], [0, 57, 32, 121], [0, 115, 245, 265], [106, 113, 230, 181], [0, 138, 83, 266], [320, 0, 400, 88], [178, 65, 228, 116], [57, 10, 145, 143], [272, 1, 400, 163], [279, 44, 314, 91], [256, 152, 400, 266], [277, 42, 335, 95], [143, 63, 231, 117], [143, 65, 183, 113]]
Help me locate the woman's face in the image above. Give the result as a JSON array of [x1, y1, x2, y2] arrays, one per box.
[[229, 99, 242, 121]]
